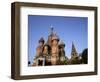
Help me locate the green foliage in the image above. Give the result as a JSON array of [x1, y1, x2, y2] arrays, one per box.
[[81, 48, 88, 64], [70, 57, 81, 64]]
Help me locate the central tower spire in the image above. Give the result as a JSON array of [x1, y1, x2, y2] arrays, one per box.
[[50, 25, 54, 35]]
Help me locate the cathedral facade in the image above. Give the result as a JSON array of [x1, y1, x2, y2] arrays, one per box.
[[32, 27, 80, 66]]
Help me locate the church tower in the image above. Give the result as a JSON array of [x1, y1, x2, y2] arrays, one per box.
[[47, 26, 56, 47], [71, 42, 78, 59], [47, 26, 60, 65]]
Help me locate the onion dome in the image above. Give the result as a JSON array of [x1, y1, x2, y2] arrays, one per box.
[[43, 43, 51, 51], [39, 37, 45, 43], [51, 34, 59, 42], [59, 41, 65, 47]]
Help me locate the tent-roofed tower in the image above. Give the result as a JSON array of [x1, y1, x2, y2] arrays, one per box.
[[47, 26, 55, 46], [71, 42, 78, 58]]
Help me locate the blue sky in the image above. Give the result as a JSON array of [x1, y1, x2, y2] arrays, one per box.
[[28, 15, 88, 64]]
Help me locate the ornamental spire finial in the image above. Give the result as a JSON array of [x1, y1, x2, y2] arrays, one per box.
[[50, 25, 54, 34]]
